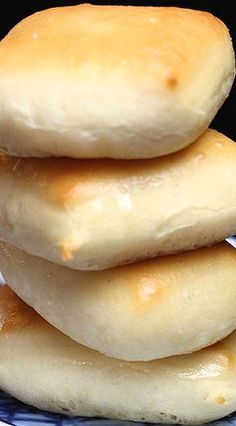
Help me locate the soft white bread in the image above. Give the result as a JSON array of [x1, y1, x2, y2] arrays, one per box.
[[0, 129, 236, 270], [2, 240, 236, 361], [1, 286, 236, 424], [0, 5, 234, 159]]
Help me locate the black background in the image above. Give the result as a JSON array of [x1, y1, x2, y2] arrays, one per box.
[[0, 1, 235, 140]]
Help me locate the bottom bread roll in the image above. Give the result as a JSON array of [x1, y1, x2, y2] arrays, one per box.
[[1, 286, 236, 424]]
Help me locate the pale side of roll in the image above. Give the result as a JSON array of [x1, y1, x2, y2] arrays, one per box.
[[0, 129, 236, 270], [1, 286, 236, 424], [1, 240, 236, 361], [0, 5, 234, 159]]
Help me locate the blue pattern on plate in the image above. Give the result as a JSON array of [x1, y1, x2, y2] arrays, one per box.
[[0, 236, 236, 426], [226, 236, 236, 248]]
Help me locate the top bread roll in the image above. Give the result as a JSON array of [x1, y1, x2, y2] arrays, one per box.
[[0, 5, 234, 159]]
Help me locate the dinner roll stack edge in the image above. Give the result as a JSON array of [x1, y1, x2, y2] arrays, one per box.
[[0, 4, 236, 425]]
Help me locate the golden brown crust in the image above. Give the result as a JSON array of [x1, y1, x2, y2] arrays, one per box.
[[204, 341, 234, 370], [0, 129, 235, 208], [0, 285, 40, 333], [128, 242, 236, 312], [215, 397, 227, 405], [0, 4, 229, 90]]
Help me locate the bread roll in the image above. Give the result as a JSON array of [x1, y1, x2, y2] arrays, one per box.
[[2, 240, 236, 361], [1, 285, 236, 424], [0, 129, 236, 270], [0, 5, 234, 159]]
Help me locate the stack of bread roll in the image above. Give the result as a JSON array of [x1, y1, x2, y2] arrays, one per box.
[[0, 4, 236, 425]]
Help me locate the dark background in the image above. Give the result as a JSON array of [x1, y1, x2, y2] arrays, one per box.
[[0, 1, 235, 140]]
